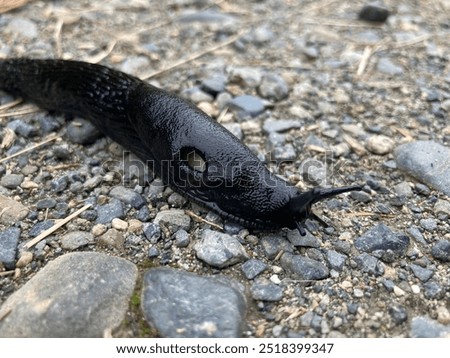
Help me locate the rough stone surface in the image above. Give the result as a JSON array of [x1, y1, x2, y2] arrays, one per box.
[[96, 199, 124, 224], [394, 141, 450, 196], [66, 118, 102, 145], [229, 95, 265, 117], [110, 186, 146, 209], [153, 209, 191, 231], [61, 231, 93, 250], [431, 240, 450, 262], [410, 316, 450, 338], [354, 223, 409, 259], [280, 252, 329, 280], [250, 280, 283, 301], [194, 229, 248, 268], [0, 227, 21, 269], [141, 267, 246, 338], [241, 259, 268, 279], [0, 252, 137, 337], [0, 194, 28, 225]]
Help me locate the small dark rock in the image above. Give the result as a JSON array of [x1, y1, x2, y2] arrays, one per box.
[[174, 229, 190, 248], [431, 240, 450, 262], [50, 175, 69, 193], [423, 281, 443, 299], [148, 246, 160, 258], [280, 252, 329, 280], [7, 119, 38, 137], [143, 223, 161, 242], [326, 250, 347, 271], [241, 259, 267, 279], [66, 118, 102, 144], [0, 227, 21, 269], [250, 281, 283, 301], [409, 264, 434, 282], [1, 174, 24, 189], [95, 199, 124, 224], [389, 304, 408, 325], [36, 198, 57, 209], [29, 220, 54, 237], [354, 252, 384, 276], [358, 4, 389, 23], [229, 95, 265, 117], [109, 186, 146, 209], [261, 234, 294, 260]]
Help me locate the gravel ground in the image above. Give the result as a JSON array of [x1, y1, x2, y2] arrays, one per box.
[[0, 0, 449, 338]]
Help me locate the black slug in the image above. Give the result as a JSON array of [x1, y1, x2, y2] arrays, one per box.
[[0, 58, 361, 235]]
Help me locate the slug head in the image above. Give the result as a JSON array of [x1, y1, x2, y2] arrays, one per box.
[[288, 185, 363, 236]]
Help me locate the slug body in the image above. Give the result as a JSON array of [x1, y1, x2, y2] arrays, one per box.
[[0, 59, 360, 234]]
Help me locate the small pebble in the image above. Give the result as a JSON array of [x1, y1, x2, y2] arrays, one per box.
[[16, 251, 33, 268], [174, 229, 190, 248], [431, 240, 450, 262], [359, 4, 389, 23], [241, 259, 268, 279], [250, 280, 283, 301], [366, 135, 395, 155], [1, 174, 24, 189], [112, 218, 128, 231]]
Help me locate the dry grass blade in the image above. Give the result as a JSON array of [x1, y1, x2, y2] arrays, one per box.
[[141, 31, 246, 80], [186, 210, 223, 231], [24, 204, 92, 249], [0, 135, 60, 163], [0, 0, 28, 14], [0, 99, 23, 112], [0, 270, 15, 277], [0, 107, 40, 118]]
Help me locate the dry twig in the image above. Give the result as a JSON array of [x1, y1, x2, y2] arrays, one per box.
[[24, 204, 92, 249], [185, 210, 223, 231], [0, 135, 60, 164]]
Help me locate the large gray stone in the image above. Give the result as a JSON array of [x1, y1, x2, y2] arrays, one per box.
[[0, 252, 137, 337], [0, 227, 21, 269], [141, 267, 246, 337], [394, 141, 450, 196]]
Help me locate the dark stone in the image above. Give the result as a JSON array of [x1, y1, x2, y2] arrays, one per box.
[[250, 281, 283, 301], [354, 253, 384, 276], [229, 95, 265, 117], [66, 118, 102, 144], [0, 227, 21, 269], [241, 259, 267, 279], [280, 252, 329, 280], [358, 4, 389, 23], [29, 220, 54, 237], [431, 240, 450, 262], [389, 304, 408, 325], [109, 186, 146, 209], [354, 223, 409, 259], [141, 267, 246, 337], [95, 199, 124, 224], [36, 198, 57, 209], [409, 264, 433, 282]]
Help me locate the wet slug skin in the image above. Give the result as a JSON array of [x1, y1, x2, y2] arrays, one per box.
[[0, 59, 361, 235]]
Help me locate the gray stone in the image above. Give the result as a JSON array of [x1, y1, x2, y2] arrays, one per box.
[[119, 56, 150, 75], [96, 199, 124, 224], [0, 194, 29, 225], [354, 223, 409, 258], [241, 259, 267, 279], [326, 250, 347, 271], [286, 229, 320, 248], [36, 198, 57, 209], [53, 145, 71, 160], [5, 18, 38, 39], [393, 182, 413, 197], [419, 218, 437, 232], [141, 267, 246, 337], [280, 252, 329, 280], [410, 316, 450, 338], [61, 231, 93, 250], [272, 144, 297, 162], [143, 223, 161, 242], [229, 67, 262, 88], [7, 119, 38, 138], [174, 229, 190, 247], [431, 240, 450, 262], [263, 119, 302, 134], [350, 190, 372, 203], [377, 58, 404, 75], [181, 87, 213, 103], [110, 186, 146, 209], [250, 280, 283, 301], [0, 227, 21, 269], [409, 264, 433, 282], [66, 118, 102, 145], [354, 253, 385, 276], [153, 209, 191, 231], [148, 246, 160, 258], [394, 141, 450, 196], [50, 175, 69, 193], [98, 229, 124, 249], [258, 74, 289, 101], [229, 95, 265, 117], [201, 75, 227, 95], [1, 174, 24, 189], [434, 199, 450, 217], [423, 281, 443, 299], [167, 193, 187, 207], [29, 220, 54, 237], [365, 135, 395, 155], [0, 252, 137, 337], [407, 226, 427, 245], [194, 229, 248, 268], [261, 234, 294, 260], [389, 304, 408, 325]]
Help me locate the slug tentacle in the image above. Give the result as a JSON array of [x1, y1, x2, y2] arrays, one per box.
[[0, 58, 361, 235]]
